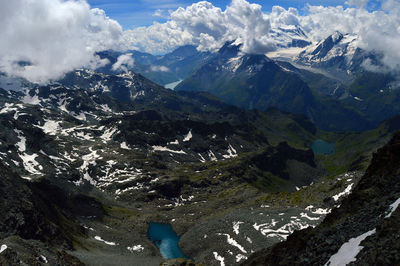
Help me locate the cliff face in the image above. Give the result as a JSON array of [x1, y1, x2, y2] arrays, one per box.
[[242, 132, 400, 266], [0, 163, 102, 265]]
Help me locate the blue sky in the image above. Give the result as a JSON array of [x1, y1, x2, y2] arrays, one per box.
[[87, 0, 351, 29], [87, 0, 384, 30]]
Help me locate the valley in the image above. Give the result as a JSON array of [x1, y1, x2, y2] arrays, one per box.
[[0, 60, 399, 265], [1, 2, 400, 264]]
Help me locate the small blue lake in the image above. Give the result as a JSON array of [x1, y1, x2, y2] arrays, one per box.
[[311, 140, 335, 155], [147, 222, 188, 259], [164, 80, 183, 90]]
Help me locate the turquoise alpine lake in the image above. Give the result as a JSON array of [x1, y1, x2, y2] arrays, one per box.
[[147, 222, 188, 259], [164, 79, 183, 90], [311, 140, 335, 155]]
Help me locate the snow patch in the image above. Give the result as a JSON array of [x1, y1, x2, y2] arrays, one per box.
[[217, 233, 247, 254], [198, 153, 206, 163], [253, 216, 312, 240], [14, 130, 42, 175], [75, 131, 94, 141], [168, 140, 179, 145], [228, 56, 243, 72], [22, 89, 40, 105], [213, 252, 225, 266], [94, 236, 116, 246], [0, 103, 19, 115], [39, 255, 48, 264], [325, 229, 376, 266], [183, 130, 192, 142], [120, 142, 130, 150], [131, 90, 145, 100], [306, 205, 331, 215], [300, 212, 320, 221], [77, 148, 100, 186], [222, 144, 237, 159], [332, 183, 354, 201], [208, 150, 217, 161], [14, 129, 26, 152], [100, 127, 118, 142], [152, 146, 186, 154], [73, 112, 87, 121], [385, 197, 400, 218], [127, 245, 144, 252], [57, 95, 69, 112], [236, 254, 248, 263], [19, 153, 42, 175], [99, 104, 112, 112], [0, 244, 7, 253], [233, 221, 244, 235], [38, 120, 61, 135]]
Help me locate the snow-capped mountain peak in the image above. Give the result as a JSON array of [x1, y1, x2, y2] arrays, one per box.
[[269, 25, 311, 49], [296, 31, 359, 70]]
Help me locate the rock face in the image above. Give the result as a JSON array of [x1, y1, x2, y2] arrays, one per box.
[[161, 258, 201, 266], [0, 163, 89, 264], [242, 132, 400, 265]]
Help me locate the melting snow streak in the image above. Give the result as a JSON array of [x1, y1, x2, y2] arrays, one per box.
[[325, 229, 376, 266]]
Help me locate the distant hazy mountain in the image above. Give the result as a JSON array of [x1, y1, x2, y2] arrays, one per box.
[[97, 45, 212, 86], [175, 41, 372, 132], [176, 41, 313, 112], [0, 72, 31, 91]]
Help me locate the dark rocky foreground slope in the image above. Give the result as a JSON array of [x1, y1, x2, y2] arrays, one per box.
[[242, 132, 400, 265], [0, 163, 89, 265], [0, 68, 396, 265]]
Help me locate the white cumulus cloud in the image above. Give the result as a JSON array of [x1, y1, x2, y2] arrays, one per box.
[[300, 2, 400, 71], [0, 0, 122, 84], [2, 0, 399, 80], [120, 0, 400, 72], [112, 53, 134, 72], [120, 0, 273, 54]]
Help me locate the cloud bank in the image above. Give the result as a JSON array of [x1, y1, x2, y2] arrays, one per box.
[[120, 0, 400, 72], [120, 0, 273, 54], [300, 3, 400, 71], [0, 0, 122, 84]]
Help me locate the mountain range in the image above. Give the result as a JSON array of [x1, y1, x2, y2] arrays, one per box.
[[96, 45, 212, 87], [1, 24, 400, 266]]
